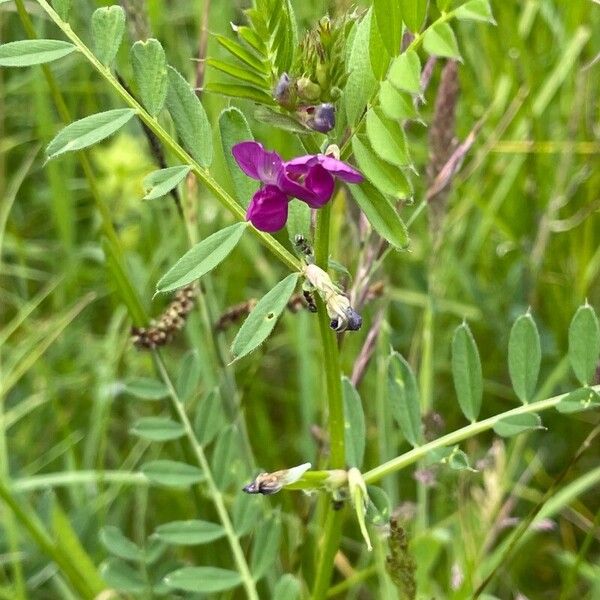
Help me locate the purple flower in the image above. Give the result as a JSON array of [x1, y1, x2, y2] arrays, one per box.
[[232, 141, 363, 232], [298, 103, 336, 133]]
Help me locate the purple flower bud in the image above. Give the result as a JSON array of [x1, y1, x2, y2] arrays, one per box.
[[274, 73, 293, 107], [297, 103, 336, 133]]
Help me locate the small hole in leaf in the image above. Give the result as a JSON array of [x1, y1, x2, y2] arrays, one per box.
[[267, 312, 275, 319]]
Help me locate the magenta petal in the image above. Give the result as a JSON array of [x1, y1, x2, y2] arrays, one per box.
[[316, 155, 364, 183], [285, 155, 317, 175], [303, 165, 335, 207], [246, 186, 289, 232], [232, 141, 285, 186]]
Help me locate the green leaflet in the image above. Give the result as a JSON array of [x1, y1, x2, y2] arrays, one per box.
[[373, 0, 402, 56], [344, 9, 377, 127], [455, 0, 495, 23], [166, 66, 213, 167], [343, 377, 366, 468], [369, 10, 391, 80], [203, 81, 274, 104], [568, 304, 600, 386], [508, 313, 541, 403], [91, 6, 125, 66], [388, 50, 422, 94], [46, 108, 136, 160], [556, 387, 600, 414], [230, 273, 300, 361], [218, 108, 258, 209], [206, 57, 270, 88], [154, 520, 225, 545], [423, 22, 462, 60], [250, 515, 282, 580], [164, 567, 242, 593], [130, 417, 185, 442], [130, 39, 168, 117], [379, 80, 420, 121], [273, 575, 302, 600], [53, 0, 72, 21], [143, 165, 191, 201], [451, 322, 483, 422], [100, 559, 146, 593], [123, 377, 168, 400], [141, 460, 204, 487], [366, 107, 411, 167], [493, 413, 544, 437], [156, 222, 248, 293], [388, 352, 422, 447], [100, 526, 144, 561], [194, 388, 227, 446], [211, 426, 241, 489], [349, 181, 409, 250], [352, 135, 412, 198], [0, 40, 76, 67], [399, 0, 427, 33]]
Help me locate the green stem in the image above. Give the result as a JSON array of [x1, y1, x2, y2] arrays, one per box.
[[33, 0, 300, 274], [363, 387, 600, 484], [311, 205, 346, 600], [153, 353, 259, 600]]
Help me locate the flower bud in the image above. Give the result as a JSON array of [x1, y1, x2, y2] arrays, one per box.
[[243, 462, 311, 495], [312, 103, 336, 133], [296, 76, 321, 102], [273, 73, 295, 108]]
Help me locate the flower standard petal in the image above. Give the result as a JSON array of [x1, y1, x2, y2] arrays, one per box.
[[246, 185, 289, 232], [232, 141, 285, 186]]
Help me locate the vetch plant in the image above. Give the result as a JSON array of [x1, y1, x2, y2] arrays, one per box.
[[0, 0, 598, 599]]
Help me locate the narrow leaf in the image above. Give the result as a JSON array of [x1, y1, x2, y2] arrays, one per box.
[[219, 108, 259, 209], [451, 322, 482, 422], [143, 165, 191, 200], [141, 460, 204, 487], [176, 350, 202, 402], [369, 9, 391, 80], [124, 377, 168, 400], [508, 313, 541, 404], [203, 81, 274, 104], [388, 50, 421, 94], [365, 486, 391, 525], [166, 65, 212, 166], [46, 108, 136, 160], [373, 0, 402, 56], [233, 492, 262, 536], [131, 39, 168, 117], [130, 417, 185, 441], [455, 0, 495, 23], [423, 22, 461, 59], [250, 515, 282, 580], [53, 0, 72, 21], [366, 108, 411, 167], [230, 273, 299, 361], [379, 81, 420, 121], [493, 413, 544, 437], [345, 10, 377, 126], [215, 34, 267, 73], [388, 352, 422, 446], [91, 6, 125, 66], [349, 181, 409, 250], [568, 304, 600, 386], [352, 136, 412, 198], [399, 0, 427, 33], [556, 388, 600, 414], [211, 426, 240, 489], [0, 40, 76, 67], [156, 222, 248, 293], [194, 388, 227, 446], [154, 520, 225, 545], [343, 377, 366, 468], [100, 526, 144, 561], [164, 567, 242, 593], [206, 57, 269, 88]]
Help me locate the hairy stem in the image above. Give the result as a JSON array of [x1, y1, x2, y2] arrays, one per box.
[[153, 353, 258, 600], [33, 0, 300, 273]]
